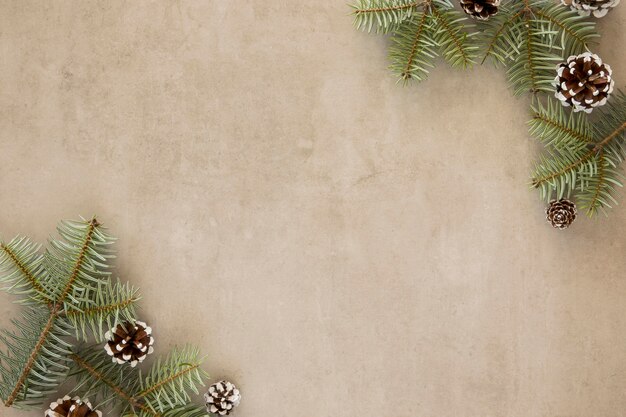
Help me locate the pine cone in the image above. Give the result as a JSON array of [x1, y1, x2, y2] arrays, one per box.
[[459, 0, 501, 19], [554, 52, 614, 113], [561, 0, 621, 17], [45, 396, 102, 417], [546, 199, 577, 229], [104, 320, 154, 367], [205, 380, 241, 416]]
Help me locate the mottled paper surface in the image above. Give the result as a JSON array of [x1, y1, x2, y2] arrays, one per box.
[[0, 2, 625, 417]]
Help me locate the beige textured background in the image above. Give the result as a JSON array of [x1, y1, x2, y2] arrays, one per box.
[[1, 1, 625, 416]]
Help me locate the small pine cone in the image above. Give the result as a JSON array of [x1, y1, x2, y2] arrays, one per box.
[[546, 199, 577, 229], [45, 396, 102, 417], [459, 0, 501, 19], [204, 380, 241, 416], [561, 0, 621, 17], [554, 52, 614, 113], [104, 320, 154, 367]]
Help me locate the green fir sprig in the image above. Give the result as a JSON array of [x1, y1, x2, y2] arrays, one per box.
[[353, 0, 477, 83], [530, 92, 626, 216], [0, 218, 212, 416], [350, 0, 626, 218]]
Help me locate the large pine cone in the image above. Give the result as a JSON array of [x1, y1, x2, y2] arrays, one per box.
[[104, 320, 154, 367], [561, 0, 621, 17], [554, 52, 614, 113], [45, 396, 102, 417], [205, 380, 241, 416], [460, 0, 501, 19], [546, 199, 577, 229]]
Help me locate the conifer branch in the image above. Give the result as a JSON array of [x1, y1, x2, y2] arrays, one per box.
[[479, 10, 523, 64], [3, 219, 101, 406], [430, 5, 476, 68], [65, 297, 138, 318], [0, 237, 51, 306], [70, 345, 208, 417], [529, 98, 593, 152], [70, 352, 148, 413], [524, 17, 538, 92], [532, 114, 592, 145], [0, 243, 45, 296], [530, 93, 626, 213], [401, 13, 429, 79], [593, 122, 626, 152], [476, 0, 597, 95], [584, 151, 608, 213], [389, 12, 437, 82], [0, 218, 212, 414], [55, 218, 99, 305], [351, 0, 429, 33], [4, 313, 58, 407], [138, 346, 207, 413], [532, 149, 596, 189], [137, 366, 200, 398]]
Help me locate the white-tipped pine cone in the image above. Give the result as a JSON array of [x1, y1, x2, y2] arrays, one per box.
[[45, 396, 102, 417], [546, 199, 577, 229], [561, 0, 620, 17], [459, 0, 501, 19], [554, 52, 614, 113], [205, 380, 241, 416], [104, 320, 154, 367]]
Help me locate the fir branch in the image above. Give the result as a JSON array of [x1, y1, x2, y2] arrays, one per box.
[[3, 314, 57, 407], [0, 238, 50, 304], [593, 122, 626, 153], [137, 365, 200, 398], [0, 308, 74, 408], [351, 0, 478, 83], [532, 3, 597, 56], [389, 12, 437, 82], [64, 280, 140, 342], [532, 148, 595, 190], [139, 404, 209, 417], [0, 217, 121, 408], [505, 7, 561, 95], [529, 98, 593, 152], [351, 0, 428, 33], [479, 10, 523, 64], [137, 346, 208, 413], [478, 0, 598, 95], [430, 4, 476, 68], [530, 93, 626, 210], [70, 352, 152, 414], [578, 151, 610, 216], [53, 218, 102, 305], [71, 345, 209, 417]]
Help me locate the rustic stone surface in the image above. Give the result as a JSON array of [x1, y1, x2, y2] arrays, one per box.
[[0, 2, 625, 417]]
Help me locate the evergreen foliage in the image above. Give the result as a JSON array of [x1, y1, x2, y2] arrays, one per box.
[[479, 0, 597, 94], [71, 345, 208, 417], [0, 218, 211, 416], [531, 92, 626, 216], [353, 0, 477, 83], [351, 0, 626, 218]]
